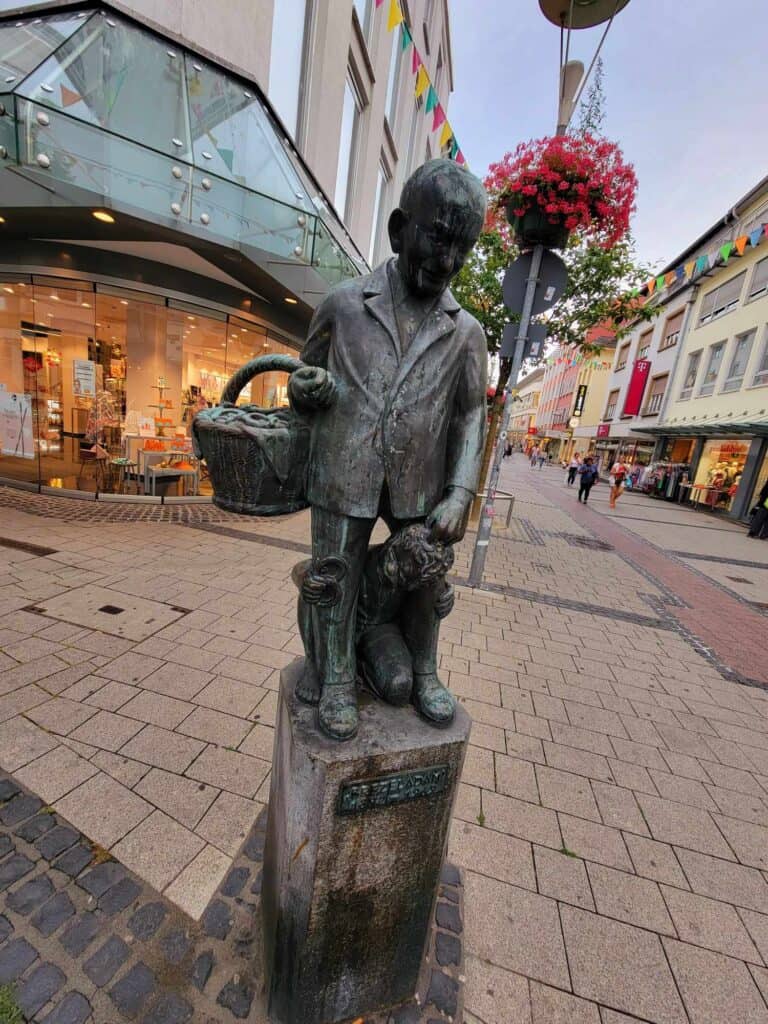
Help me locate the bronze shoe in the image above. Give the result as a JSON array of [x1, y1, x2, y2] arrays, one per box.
[[413, 672, 456, 725], [318, 680, 359, 741]]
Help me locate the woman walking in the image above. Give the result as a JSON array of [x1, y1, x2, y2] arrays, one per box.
[[609, 458, 629, 509], [577, 457, 599, 503], [566, 453, 581, 487]]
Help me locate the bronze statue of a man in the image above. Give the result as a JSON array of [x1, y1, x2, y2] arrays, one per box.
[[289, 158, 488, 740]]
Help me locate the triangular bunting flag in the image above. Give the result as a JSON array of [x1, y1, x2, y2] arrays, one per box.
[[647, 278, 656, 295], [425, 85, 438, 113], [656, 275, 666, 292], [415, 65, 429, 98], [764, 223, 768, 237], [439, 120, 452, 147], [665, 272, 676, 287], [412, 46, 421, 74], [449, 138, 459, 159], [375, 0, 384, 6], [60, 84, 81, 107], [749, 227, 762, 247], [387, 0, 404, 31], [675, 266, 685, 282], [720, 242, 733, 263], [684, 261, 696, 280], [735, 235, 748, 256], [456, 151, 466, 165], [707, 251, 719, 269], [400, 23, 412, 50], [695, 255, 708, 274], [433, 104, 446, 132], [217, 147, 234, 172]]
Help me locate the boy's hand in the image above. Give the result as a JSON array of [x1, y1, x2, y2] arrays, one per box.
[[289, 366, 337, 409], [427, 487, 472, 544]]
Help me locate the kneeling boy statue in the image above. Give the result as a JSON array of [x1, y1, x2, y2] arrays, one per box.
[[289, 158, 488, 740]]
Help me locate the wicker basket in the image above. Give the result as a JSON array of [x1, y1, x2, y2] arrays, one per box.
[[192, 354, 310, 516]]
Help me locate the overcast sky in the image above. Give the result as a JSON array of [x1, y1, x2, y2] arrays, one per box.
[[448, 0, 768, 272]]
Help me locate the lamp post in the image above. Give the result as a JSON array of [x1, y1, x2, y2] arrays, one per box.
[[467, 0, 631, 587]]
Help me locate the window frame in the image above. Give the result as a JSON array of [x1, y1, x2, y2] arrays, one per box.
[[659, 310, 684, 351], [747, 255, 768, 303], [679, 349, 702, 400], [334, 71, 364, 222], [698, 340, 726, 397], [604, 389, 620, 420], [615, 342, 631, 371], [721, 329, 756, 393], [698, 271, 746, 326], [751, 326, 768, 388], [643, 374, 668, 415]]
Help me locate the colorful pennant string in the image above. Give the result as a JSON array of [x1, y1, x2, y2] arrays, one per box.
[[414, 65, 429, 98], [425, 85, 438, 114], [387, 0, 404, 31]]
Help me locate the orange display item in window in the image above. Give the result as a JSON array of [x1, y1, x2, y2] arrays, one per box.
[[143, 439, 166, 451]]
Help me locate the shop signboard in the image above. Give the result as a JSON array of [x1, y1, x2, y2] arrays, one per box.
[[73, 359, 96, 398], [596, 423, 611, 438], [0, 391, 34, 459], [573, 384, 588, 417], [622, 359, 651, 416]]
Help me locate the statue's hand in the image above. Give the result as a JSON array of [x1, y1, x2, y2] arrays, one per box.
[[426, 488, 472, 545], [289, 366, 337, 410]]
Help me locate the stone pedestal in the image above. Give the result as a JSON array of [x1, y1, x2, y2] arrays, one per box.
[[262, 658, 470, 1024]]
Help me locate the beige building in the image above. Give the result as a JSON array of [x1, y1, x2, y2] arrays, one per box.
[[508, 366, 545, 446], [0, 0, 456, 495]]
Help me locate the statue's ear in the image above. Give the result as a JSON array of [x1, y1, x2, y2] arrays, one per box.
[[382, 546, 400, 584], [388, 208, 407, 254]]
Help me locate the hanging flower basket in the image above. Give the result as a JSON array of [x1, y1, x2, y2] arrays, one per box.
[[485, 133, 637, 252]]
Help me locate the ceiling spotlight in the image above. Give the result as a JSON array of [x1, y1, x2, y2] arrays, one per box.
[[92, 210, 115, 224], [285, 296, 298, 305], [0, 216, 5, 224], [3, 285, 14, 294], [120, 299, 128, 305], [81, 301, 91, 308]]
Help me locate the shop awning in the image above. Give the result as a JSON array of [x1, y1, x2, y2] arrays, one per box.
[[632, 418, 768, 437]]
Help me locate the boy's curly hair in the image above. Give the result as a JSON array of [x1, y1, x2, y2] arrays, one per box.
[[381, 524, 454, 591]]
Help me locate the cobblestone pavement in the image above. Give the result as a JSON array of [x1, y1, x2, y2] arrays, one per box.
[[2, 458, 768, 1022]]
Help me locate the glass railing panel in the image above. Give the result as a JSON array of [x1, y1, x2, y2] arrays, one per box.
[[0, 93, 17, 161], [17, 10, 192, 161], [311, 219, 358, 287], [185, 55, 312, 214], [16, 99, 192, 223], [0, 9, 90, 84]]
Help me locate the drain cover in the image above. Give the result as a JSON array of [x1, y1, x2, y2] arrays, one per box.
[[98, 605, 125, 615], [33, 584, 185, 641], [554, 533, 614, 551]]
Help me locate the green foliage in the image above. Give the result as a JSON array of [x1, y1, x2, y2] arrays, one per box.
[[452, 231, 510, 355], [576, 57, 606, 136], [0, 985, 23, 1024]]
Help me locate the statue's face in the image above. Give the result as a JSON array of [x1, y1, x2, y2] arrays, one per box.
[[391, 187, 480, 298]]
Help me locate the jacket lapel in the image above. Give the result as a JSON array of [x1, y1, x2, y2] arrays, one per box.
[[390, 287, 459, 395], [363, 262, 400, 359]]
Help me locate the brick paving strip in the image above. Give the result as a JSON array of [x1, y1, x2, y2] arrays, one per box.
[[532, 471, 768, 688], [0, 772, 464, 1023]]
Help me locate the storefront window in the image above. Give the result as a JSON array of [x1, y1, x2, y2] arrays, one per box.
[[691, 439, 750, 512]]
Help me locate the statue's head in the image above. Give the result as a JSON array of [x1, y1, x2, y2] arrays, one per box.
[[388, 158, 487, 298], [381, 524, 455, 591]]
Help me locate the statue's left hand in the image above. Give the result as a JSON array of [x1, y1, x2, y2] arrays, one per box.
[[426, 488, 472, 544]]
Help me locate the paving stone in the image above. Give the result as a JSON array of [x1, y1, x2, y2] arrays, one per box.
[[0, 779, 20, 801], [664, 937, 768, 1024], [242, 828, 265, 861], [31, 891, 76, 937], [661, 884, 762, 962], [534, 844, 595, 911], [160, 927, 192, 965], [83, 934, 130, 986], [426, 969, 459, 1017], [436, 900, 462, 934], [78, 861, 126, 897], [0, 936, 38, 983], [99, 876, 141, 917], [623, 833, 689, 889], [36, 825, 80, 860], [53, 844, 93, 878], [142, 991, 194, 1023], [128, 902, 168, 942], [530, 981, 601, 1024], [40, 991, 93, 1024], [0, 914, 12, 942], [113, 810, 204, 893], [0, 853, 34, 891], [390, 1002, 421, 1024], [676, 847, 768, 913], [0, 793, 44, 825], [190, 950, 214, 991], [16, 812, 57, 842], [201, 899, 232, 940], [57, 773, 153, 850], [221, 866, 249, 897], [586, 862, 674, 934], [435, 931, 461, 966], [440, 862, 461, 886], [217, 978, 255, 1019], [59, 913, 101, 957], [109, 961, 156, 1018], [0, 834, 12, 859], [17, 962, 66, 1017], [449, 821, 536, 890]]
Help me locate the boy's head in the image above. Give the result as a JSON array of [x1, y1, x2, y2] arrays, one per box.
[[389, 159, 486, 298], [584, 457, 593, 465]]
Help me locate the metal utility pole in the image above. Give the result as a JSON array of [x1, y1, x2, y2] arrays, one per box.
[[468, 244, 543, 586]]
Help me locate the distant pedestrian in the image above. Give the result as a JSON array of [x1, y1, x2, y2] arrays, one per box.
[[529, 445, 540, 467], [537, 450, 546, 469], [566, 453, 581, 487], [748, 479, 768, 539], [503, 439, 512, 458], [609, 459, 629, 509], [577, 457, 599, 503]]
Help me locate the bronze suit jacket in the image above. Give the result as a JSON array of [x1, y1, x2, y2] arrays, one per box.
[[296, 259, 488, 520]]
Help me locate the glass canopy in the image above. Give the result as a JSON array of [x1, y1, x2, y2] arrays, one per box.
[[0, 5, 364, 286]]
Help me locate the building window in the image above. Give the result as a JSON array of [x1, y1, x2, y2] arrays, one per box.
[[423, 0, 436, 52], [722, 329, 756, 393], [637, 329, 652, 360], [334, 74, 363, 220], [748, 256, 768, 302], [604, 389, 619, 419], [406, 94, 424, 175], [698, 271, 746, 326], [698, 341, 725, 396], [268, 0, 308, 138], [352, 0, 372, 38], [752, 328, 768, 387], [369, 159, 391, 264], [660, 310, 684, 350], [616, 343, 630, 371], [679, 350, 702, 399], [384, 25, 402, 128], [644, 375, 668, 415]]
